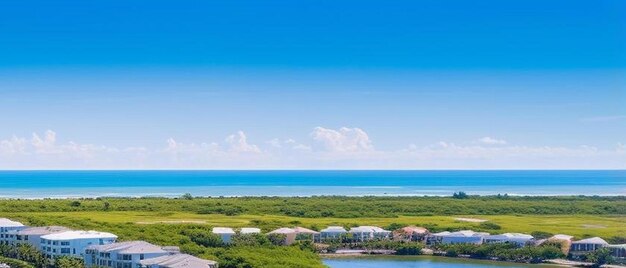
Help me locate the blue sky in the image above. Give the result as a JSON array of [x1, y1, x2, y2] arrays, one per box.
[[0, 0, 624, 169]]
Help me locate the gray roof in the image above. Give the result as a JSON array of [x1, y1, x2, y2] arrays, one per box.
[[11, 226, 71, 236], [0, 218, 24, 227], [139, 254, 217, 268], [572, 237, 609, 245], [88, 241, 167, 254]]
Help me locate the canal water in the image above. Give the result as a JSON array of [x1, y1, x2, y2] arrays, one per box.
[[323, 256, 550, 268]]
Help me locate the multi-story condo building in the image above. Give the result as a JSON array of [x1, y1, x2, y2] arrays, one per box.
[[5, 226, 71, 249], [84, 241, 170, 268], [39, 230, 117, 260], [139, 253, 218, 268], [0, 218, 26, 245]]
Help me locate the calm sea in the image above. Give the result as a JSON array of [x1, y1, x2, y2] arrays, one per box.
[[0, 170, 624, 198]]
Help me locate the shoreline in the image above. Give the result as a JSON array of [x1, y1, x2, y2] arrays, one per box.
[[0, 185, 625, 199]]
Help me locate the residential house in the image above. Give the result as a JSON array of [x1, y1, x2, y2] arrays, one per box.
[[426, 231, 450, 245], [212, 228, 235, 244], [545, 234, 574, 255], [84, 240, 169, 268], [319, 226, 347, 241], [268, 228, 297, 245], [5, 226, 71, 249], [430, 230, 489, 245], [239, 228, 261, 235], [608, 244, 626, 261], [348, 226, 392, 242], [292, 227, 320, 242], [394, 226, 428, 242], [268, 227, 320, 245], [569, 237, 609, 257], [139, 253, 218, 268], [39, 230, 117, 260], [0, 218, 26, 245], [483, 233, 534, 247]]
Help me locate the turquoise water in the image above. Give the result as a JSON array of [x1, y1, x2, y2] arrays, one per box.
[[323, 256, 547, 268], [0, 170, 624, 198]]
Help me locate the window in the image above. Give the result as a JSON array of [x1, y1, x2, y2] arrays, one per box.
[[52, 241, 58, 245], [60, 248, 70, 254], [139, 254, 144, 260], [61, 241, 69, 246]]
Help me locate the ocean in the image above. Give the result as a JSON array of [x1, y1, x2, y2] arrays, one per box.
[[0, 170, 624, 198]]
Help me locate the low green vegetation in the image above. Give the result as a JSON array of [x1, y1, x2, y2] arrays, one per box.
[[0, 244, 84, 268], [0, 196, 624, 267], [435, 242, 566, 263], [0, 256, 35, 268], [1, 196, 624, 216]]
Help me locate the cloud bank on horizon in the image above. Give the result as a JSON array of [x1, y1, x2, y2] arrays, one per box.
[[1, 128, 624, 170]]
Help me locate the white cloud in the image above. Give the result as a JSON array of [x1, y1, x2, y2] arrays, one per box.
[[311, 127, 373, 152], [618, 143, 626, 153], [266, 138, 282, 148], [1, 128, 625, 169], [0, 136, 27, 154], [225, 131, 260, 153], [477, 137, 507, 145], [267, 138, 312, 152], [31, 130, 58, 153]]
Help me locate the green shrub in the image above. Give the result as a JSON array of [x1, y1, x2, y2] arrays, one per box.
[[0, 256, 34, 268], [479, 221, 501, 230]]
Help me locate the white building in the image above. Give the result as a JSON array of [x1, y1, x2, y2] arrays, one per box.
[[85, 240, 169, 268], [320, 226, 347, 240], [139, 253, 218, 268], [268, 227, 320, 245], [39, 230, 117, 259], [608, 244, 626, 260], [570, 237, 609, 256], [239, 228, 261, 235], [5, 226, 71, 249], [268, 228, 297, 245], [212, 227, 235, 244], [426, 231, 450, 245], [483, 233, 534, 247], [431, 230, 489, 245], [395, 226, 429, 242], [292, 227, 320, 242], [549, 234, 574, 241], [348, 226, 392, 242], [0, 218, 26, 245]]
